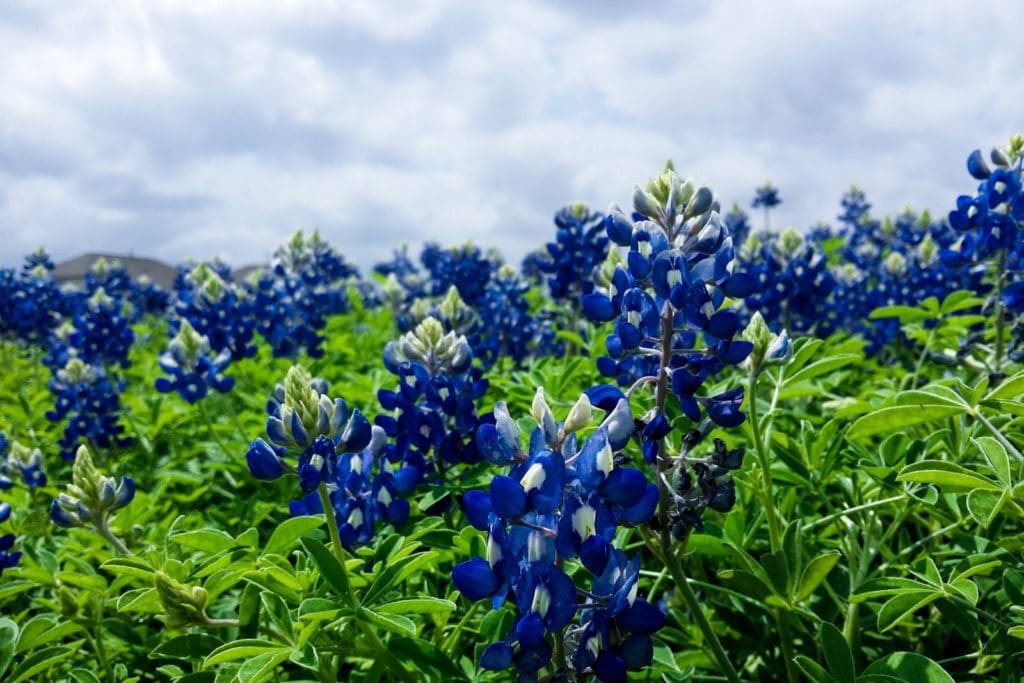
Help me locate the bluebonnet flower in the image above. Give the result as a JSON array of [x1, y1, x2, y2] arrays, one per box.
[[740, 227, 835, 335], [752, 182, 782, 230], [0, 252, 66, 345], [376, 316, 486, 492], [50, 445, 135, 554], [1, 440, 48, 490], [249, 231, 358, 358], [0, 521, 19, 578], [948, 144, 1024, 259], [374, 245, 425, 301], [537, 203, 610, 308], [287, 426, 411, 550], [174, 263, 258, 360], [421, 242, 502, 306], [155, 319, 234, 403], [453, 390, 662, 681], [582, 165, 755, 427], [64, 288, 136, 370], [724, 203, 751, 247], [245, 365, 404, 550], [476, 266, 551, 367], [246, 365, 372, 493], [46, 357, 130, 460]]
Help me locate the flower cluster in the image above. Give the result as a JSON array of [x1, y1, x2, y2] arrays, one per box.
[[476, 266, 553, 367], [377, 316, 486, 490], [50, 445, 135, 556], [251, 230, 359, 358], [740, 227, 836, 335], [0, 435, 45, 578], [752, 182, 782, 230], [244, 366, 410, 550], [582, 165, 756, 431], [947, 141, 1024, 263], [46, 358, 130, 460], [1, 439, 48, 490], [155, 319, 234, 403], [537, 203, 610, 311], [0, 251, 65, 344], [173, 263, 257, 361], [421, 242, 502, 306], [453, 390, 663, 681], [246, 365, 371, 491]]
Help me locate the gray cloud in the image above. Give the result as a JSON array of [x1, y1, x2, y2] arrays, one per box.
[[2, 0, 1022, 271]]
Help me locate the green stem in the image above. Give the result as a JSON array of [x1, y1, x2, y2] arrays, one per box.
[[97, 523, 131, 556], [994, 248, 1007, 373], [973, 411, 1024, 464], [357, 618, 416, 683], [317, 484, 358, 607], [803, 495, 905, 532], [775, 611, 800, 683], [661, 533, 742, 683], [748, 372, 782, 551]]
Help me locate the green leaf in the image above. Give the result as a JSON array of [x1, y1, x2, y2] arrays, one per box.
[[102, 556, 157, 581], [870, 305, 932, 323], [203, 639, 288, 667], [784, 354, 859, 386], [862, 652, 954, 683], [966, 489, 1007, 527], [363, 551, 439, 606], [67, 669, 102, 683], [897, 460, 1001, 493], [357, 608, 417, 637], [848, 405, 965, 440], [376, 597, 456, 617], [0, 617, 17, 680], [300, 538, 354, 607], [985, 369, 1024, 401], [170, 528, 237, 553], [797, 551, 841, 602], [390, 637, 466, 681], [820, 621, 855, 683], [974, 436, 1011, 486], [877, 591, 940, 632], [236, 649, 293, 683], [150, 634, 224, 661], [6, 645, 77, 683], [260, 591, 295, 642], [794, 655, 836, 683]]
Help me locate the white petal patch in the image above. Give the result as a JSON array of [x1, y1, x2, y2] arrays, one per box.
[[531, 584, 551, 617], [572, 504, 597, 540], [347, 507, 364, 530], [596, 440, 614, 476], [520, 462, 546, 493]]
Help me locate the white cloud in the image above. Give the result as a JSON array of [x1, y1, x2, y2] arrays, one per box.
[[1, 0, 1022, 270]]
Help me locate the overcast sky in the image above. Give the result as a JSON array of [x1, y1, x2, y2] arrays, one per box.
[[2, 1, 1021, 270]]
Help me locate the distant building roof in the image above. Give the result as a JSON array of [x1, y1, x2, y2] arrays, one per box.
[[54, 253, 179, 290]]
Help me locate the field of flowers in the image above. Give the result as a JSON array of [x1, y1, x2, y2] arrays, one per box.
[[1, 138, 1023, 682]]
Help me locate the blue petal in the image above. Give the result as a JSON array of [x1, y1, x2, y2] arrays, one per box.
[[490, 475, 528, 519], [452, 557, 499, 601]]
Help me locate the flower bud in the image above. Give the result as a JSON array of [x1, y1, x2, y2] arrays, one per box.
[[563, 393, 592, 434]]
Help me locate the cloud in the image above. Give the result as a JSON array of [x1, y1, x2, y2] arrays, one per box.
[[1, 0, 1022, 271]]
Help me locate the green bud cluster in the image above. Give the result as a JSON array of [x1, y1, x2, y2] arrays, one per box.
[[155, 571, 210, 629]]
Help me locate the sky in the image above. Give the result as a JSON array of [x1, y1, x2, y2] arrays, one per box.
[[1, 0, 1022, 270]]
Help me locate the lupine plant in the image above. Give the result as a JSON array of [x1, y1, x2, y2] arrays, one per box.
[[3, 140, 1024, 682]]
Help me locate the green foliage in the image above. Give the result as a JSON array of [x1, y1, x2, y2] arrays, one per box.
[[2, 287, 1024, 681]]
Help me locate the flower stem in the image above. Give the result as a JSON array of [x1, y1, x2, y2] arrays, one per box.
[[97, 523, 131, 555], [650, 307, 740, 683], [747, 372, 782, 550], [358, 616, 416, 683], [994, 248, 1007, 373], [660, 531, 742, 683]]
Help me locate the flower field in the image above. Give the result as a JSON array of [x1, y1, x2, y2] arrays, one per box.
[[2, 140, 1024, 682]]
